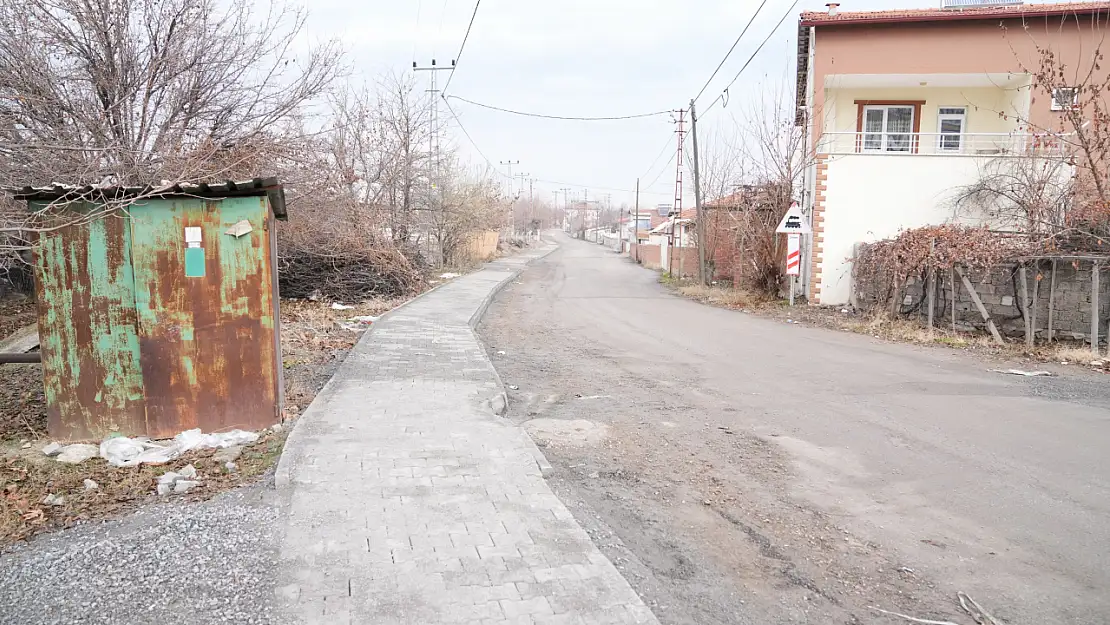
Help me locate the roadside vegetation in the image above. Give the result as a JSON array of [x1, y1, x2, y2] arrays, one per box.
[[666, 277, 1108, 371]]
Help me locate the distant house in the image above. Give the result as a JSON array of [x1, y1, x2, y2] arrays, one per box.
[[797, 1, 1104, 305], [647, 208, 697, 247]]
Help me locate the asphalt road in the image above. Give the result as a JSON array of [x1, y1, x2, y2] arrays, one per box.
[[478, 234, 1110, 625]]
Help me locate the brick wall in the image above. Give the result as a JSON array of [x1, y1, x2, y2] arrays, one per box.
[[863, 261, 1109, 343], [632, 244, 662, 270]]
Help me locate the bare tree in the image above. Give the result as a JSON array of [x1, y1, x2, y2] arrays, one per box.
[[697, 79, 808, 293], [960, 17, 1110, 244], [0, 0, 342, 244]]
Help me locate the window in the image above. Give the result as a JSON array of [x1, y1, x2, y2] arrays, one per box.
[[1051, 87, 1078, 111], [861, 105, 915, 152], [937, 107, 967, 152]]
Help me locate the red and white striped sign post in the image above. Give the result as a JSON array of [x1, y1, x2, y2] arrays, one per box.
[[776, 202, 810, 306], [786, 234, 801, 306]]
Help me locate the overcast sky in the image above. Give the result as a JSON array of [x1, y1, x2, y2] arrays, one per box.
[[304, 0, 1071, 209]]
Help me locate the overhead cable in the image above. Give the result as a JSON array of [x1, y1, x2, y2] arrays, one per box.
[[442, 0, 482, 94], [446, 95, 672, 121], [692, 0, 770, 104]]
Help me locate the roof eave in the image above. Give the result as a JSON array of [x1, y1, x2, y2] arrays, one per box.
[[801, 7, 1109, 27]]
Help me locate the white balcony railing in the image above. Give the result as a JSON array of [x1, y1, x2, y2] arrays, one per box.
[[820, 132, 1072, 157]]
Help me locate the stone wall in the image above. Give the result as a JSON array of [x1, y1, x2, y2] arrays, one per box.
[[864, 260, 1109, 344]]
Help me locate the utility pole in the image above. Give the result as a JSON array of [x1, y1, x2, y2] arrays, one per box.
[[500, 160, 520, 233], [669, 108, 687, 277], [528, 178, 535, 238], [413, 59, 455, 250], [413, 59, 456, 187], [690, 99, 706, 286], [633, 178, 640, 262], [559, 188, 571, 233], [512, 172, 529, 235], [581, 189, 589, 239]]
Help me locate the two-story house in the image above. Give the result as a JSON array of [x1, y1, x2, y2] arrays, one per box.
[[797, 1, 1108, 305]]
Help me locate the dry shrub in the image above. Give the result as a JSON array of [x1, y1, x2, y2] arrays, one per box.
[[277, 208, 424, 301], [855, 225, 1035, 310]]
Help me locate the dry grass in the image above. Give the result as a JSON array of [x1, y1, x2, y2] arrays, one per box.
[[665, 278, 1109, 371], [677, 283, 764, 310], [1052, 345, 1106, 364], [0, 430, 286, 546]]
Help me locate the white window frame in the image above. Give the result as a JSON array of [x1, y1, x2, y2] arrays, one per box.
[[1051, 87, 1078, 111], [861, 105, 916, 153], [936, 106, 968, 152]]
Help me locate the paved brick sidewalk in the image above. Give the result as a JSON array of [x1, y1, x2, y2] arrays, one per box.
[[275, 248, 659, 624]]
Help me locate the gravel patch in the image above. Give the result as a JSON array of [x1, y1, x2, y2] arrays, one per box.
[[0, 477, 284, 625]]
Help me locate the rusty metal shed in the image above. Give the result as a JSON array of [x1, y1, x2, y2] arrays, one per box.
[[10, 178, 287, 440]]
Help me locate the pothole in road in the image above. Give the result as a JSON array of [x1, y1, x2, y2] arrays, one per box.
[[525, 418, 609, 447]]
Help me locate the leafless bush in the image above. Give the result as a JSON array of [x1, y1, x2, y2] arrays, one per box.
[[854, 225, 1035, 311]]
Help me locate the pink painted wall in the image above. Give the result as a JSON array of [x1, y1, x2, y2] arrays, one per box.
[[809, 13, 1110, 144]]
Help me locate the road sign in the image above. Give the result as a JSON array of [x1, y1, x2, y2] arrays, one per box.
[[786, 234, 801, 276], [775, 202, 811, 234]]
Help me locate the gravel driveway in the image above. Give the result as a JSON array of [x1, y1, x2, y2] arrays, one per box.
[[0, 479, 283, 625]]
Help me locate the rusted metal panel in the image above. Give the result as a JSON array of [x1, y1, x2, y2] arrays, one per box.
[[129, 197, 279, 437], [33, 207, 147, 439]]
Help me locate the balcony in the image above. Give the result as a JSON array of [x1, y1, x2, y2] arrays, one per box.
[[820, 131, 1071, 157]]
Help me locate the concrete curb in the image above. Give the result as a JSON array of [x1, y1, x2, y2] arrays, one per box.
[[274, 243, 558, 489], [470, 244, 559, 478]]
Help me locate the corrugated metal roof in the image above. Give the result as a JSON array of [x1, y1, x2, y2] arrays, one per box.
[[801, 1, 1110, 26], [6, 177, 288, 219]]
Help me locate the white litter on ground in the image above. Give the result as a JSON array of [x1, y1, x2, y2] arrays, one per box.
[[990, 369, 1055, 377], [100, 429, 259, 468], [330, 303, 354, 310], [438, 272, 461, 279]]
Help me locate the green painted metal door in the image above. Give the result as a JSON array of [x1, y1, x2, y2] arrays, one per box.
[[128, 197, 279, 437], [34, 210, 148, 439]]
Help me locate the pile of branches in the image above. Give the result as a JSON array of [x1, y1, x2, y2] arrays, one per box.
[[854, 225, 1036, 310], [277, 212, 424, 301]]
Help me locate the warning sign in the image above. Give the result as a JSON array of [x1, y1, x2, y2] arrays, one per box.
[[775, 202, 811, 234], [786, 234, 801, 276]]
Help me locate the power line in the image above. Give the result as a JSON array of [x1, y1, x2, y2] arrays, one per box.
[[638, 133, 677, 181], [701, 0, 802, 117], [446, 95, 672, 121], [442, 96, 509, 179], [532, 177, 673, 197], [692, 0, 770, 105], [443, 99, 673, 196], [442, 0, 482, 95], [644, 131, 691, 191]]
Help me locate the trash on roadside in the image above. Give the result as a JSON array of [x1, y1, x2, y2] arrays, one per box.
[[348, 315, 378, 324], [41, 442, 63, 457], [990, 369, 1055, 377], [439, 272, 461, 279], [508, 385, 519, 390], [55, 444, 99, 465], [83, 479, 99, 491], [42, 493, 65, 506], [330, 303, 354, 310], [101, 429, 259, 468], [157, 464, 202, 496]]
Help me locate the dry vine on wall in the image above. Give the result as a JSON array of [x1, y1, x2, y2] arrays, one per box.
[[854, 225, 1035, 311]]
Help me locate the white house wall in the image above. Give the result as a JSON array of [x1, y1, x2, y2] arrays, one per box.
[[817, 154, 992, 305]]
